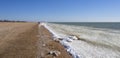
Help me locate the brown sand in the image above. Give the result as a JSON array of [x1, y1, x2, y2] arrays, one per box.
[[0, 22, 72, 58], [0, 22, 38, 58]]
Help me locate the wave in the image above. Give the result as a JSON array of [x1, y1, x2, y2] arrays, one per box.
[[42, 23, 120, 58]]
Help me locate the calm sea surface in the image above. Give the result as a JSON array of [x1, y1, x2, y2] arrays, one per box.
[[51, 22, 120, 30]]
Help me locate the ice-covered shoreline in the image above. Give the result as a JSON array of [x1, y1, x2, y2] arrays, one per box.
[[40, 22, 120, 58], [40, 23, 80, 58]]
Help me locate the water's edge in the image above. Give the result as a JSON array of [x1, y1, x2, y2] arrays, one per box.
[[39, 23, 80, 58]]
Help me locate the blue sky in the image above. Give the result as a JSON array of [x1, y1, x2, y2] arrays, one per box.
[[0, 0, 120, 22]]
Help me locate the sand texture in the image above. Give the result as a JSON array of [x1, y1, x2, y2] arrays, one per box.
[[0, 22, 72, 58]]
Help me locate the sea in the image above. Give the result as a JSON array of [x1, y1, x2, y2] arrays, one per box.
[[45, 22, 120, 58]]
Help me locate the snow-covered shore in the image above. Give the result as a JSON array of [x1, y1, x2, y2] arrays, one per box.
[[40, 22, 120, 58], [40, 23, 80, 58]]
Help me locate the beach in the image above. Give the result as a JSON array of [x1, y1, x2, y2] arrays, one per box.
[[0, 22, 72, 58]]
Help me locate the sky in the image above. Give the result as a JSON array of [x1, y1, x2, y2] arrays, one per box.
[[0, 0, 120, 22]]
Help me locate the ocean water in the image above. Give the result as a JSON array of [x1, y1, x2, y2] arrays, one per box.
[[45, 22, 120, 58], [52, 22, 120, 30]]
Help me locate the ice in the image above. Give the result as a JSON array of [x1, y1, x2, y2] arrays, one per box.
[[39, 23, 60, 39], [40, 22, 120, 58], [40, 23, 81, 58]]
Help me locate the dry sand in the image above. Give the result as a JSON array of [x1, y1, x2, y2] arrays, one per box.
[[0, 22, 72, 58]]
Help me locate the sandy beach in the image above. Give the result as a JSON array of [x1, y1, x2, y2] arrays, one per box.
[[0, 22, 72, 58]]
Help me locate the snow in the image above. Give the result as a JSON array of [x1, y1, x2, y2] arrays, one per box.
[[39, 22, 120, 58], [39, 23, 81, 58]]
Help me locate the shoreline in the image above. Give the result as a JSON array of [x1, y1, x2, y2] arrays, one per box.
[[41, 23, 80, 58], [38, 24, 72, 58]]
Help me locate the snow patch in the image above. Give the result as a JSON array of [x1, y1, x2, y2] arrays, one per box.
[[39, 23, 81, 58]]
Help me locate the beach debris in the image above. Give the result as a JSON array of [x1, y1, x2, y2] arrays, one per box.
[[53, 38, 60, 42], [48, 50, 61, 56], [42, 44, 46, 47]]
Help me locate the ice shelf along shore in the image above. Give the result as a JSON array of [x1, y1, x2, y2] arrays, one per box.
[[40, 22, 120, 58], [39, 23, 80, 58]]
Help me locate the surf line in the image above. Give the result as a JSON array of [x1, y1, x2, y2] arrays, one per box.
[[39, 23, 81, 58]]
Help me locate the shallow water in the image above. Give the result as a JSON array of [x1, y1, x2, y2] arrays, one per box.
[[46, 22, 120, 58]]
